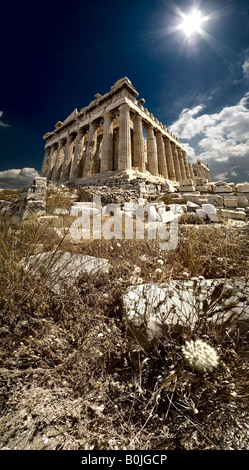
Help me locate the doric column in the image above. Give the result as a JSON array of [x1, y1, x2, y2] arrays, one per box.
[[83, 122, 98, 177], [188, 162, 194, 180], [118, 103, 132, 170], [155, 132, 168, 179], [46, 144, 58, 180], [182, 150, 191, 179], [146, 125, 158, 176], [51, 140, 65, 182], [164, 137, 176, 181], [70, 129, 85, 179], [132, 114, 145, 172], [60, 134, 76, 182], [177, 148, 186, 181], [113, 130, 119, 171], [171, 143, 182, 182], [100, 112, 114, 173], [40, 147, 50, 177]]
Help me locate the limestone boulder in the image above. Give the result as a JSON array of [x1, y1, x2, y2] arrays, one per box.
[[186, 201, 200, 211], [195, 209, 207, 220], [220, 209, 247, 220], [237, 195, 249, 208], [236, 182, 249, 193], [206, 195, 224, 207], [161, 181, 177, 193], [223, 196, 238, 208], [213, 181, 233, 193], [24, 250, 109, 292], [121, 278, 249, 350]]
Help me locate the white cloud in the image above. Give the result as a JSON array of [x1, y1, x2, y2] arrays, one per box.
[[0, 168, 39, 189], [0, 111, 10, 127], [170, 92, 249, 182], [242, 59, 249, 79]]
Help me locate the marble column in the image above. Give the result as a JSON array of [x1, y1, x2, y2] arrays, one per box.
[[164, 138, 176, 181], [83, 122, 98, 177], [51, 140, 65, 182], [182, 150, 191, 179], [40, 147, 50, 177], [171, 143, 182, 182], [60, 134, 76, 182], [132, 114, 145, 172], [146, 125, 158, 176], [156, 132, 168, 179], [70, 129, 85, 179], [118, 103, 132, 170], [113, 130, 119, 171], [177, 148, 187, 181], [188, 162, 195, 180], [46, 144, 58, 180], [100, 112, 114, 173]]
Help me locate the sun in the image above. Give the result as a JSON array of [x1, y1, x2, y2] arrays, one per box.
[[180, 10, 205, 37]]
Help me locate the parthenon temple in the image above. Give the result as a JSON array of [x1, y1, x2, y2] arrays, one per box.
[[40, 77, 210, 184]]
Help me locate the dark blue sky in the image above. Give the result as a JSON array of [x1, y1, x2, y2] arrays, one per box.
[[1, 0, 249, 187]]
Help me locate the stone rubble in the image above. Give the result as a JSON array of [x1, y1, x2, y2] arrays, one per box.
[[121, 278, 249, 350], [24, 250, 110, 292]]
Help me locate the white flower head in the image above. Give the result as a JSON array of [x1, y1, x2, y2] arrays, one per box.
[[182, 339, 219, 373]]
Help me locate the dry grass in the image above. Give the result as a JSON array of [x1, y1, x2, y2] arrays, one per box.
[[0, 212, 249, 450], [0, 189, 21, 202]]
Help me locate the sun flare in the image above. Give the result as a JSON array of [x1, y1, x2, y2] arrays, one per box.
[[180, 10, 205, 36]]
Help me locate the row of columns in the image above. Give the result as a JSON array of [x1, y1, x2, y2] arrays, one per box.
[[41, 103, 190, 183]]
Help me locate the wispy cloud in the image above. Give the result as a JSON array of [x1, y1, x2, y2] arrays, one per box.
[[0, 168, 39, 189], [242, 59, 249, 79], [0, 111, 10, 127]]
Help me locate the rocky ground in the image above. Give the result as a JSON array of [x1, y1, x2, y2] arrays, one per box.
[[0, 178, 249, 451]]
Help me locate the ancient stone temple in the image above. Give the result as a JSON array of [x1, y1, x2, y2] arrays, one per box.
[[40, 77, 202, 184]]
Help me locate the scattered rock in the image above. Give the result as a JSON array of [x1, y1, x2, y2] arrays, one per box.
[[121, 278, 249, 350], [236, 182, 249, 193], [24, 250, 110, 292], [220, 209, 247, 221], [213, 181, 233, 193]]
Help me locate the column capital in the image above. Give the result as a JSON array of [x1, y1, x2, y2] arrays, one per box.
[[119, 102, 130, 112], [88, 120, 99, 129], [103, 110, 116, 119]]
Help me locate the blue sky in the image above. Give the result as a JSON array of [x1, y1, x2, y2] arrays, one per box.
[[0, 0, 249, 188]]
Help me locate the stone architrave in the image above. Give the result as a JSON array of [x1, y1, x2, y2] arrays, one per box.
[[177, 148, 187, 181], [83, 122, 98, 177], [146, 125, 158, 176], [171, 143, 182, 182], [100, 112, 114, 173], [70, 129, 85, 179], [51, 140, 65, 182], [60, 134, 76, 182], [40, 147, 51, 177], [46, 144, 58, 180], [164, 137, 176, 180], [156, 132, 168, 179], [133, 114, 145, 172], [118, 103, 132, 170]]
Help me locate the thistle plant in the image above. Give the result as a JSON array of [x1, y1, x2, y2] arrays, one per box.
[[182, 339, 219, 373]]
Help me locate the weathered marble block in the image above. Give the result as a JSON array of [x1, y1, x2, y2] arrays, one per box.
[[121, 278, 249, 349]]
